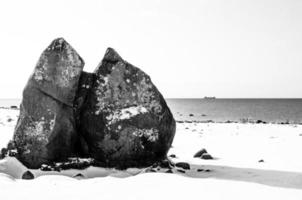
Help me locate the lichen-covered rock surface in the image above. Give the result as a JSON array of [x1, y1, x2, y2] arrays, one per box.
[[79, 48, 176, 168], [13, 38, 84, 169]]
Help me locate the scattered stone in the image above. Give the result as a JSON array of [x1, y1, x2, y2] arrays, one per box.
[[40, 158, 94, 171], [175, 162, 190, 170], [205, 169, 211, 172], [151, 158, 174, 169], [256, 120, 267, 124], [189, 114, 194, 117], [193, 148, 207, 158], [40, 164, 52, 171], [201, 114, 206, 117], [258, 159, 264, 163], [0, 141, 18, 159], [78, 48, 176, 169], [165, 169, 173, 173], [73, 173, 85, 179], [201, 153, 213, 160], [10, 105, 18, 109], [0, 148, 7, 159], [169, 154, 176, 158], [22, 171, 34, 180], [7, 118, 13, 122], [8, 149, 17, 157], [197, 169, 204, 172], [12, 38, 84, 169]]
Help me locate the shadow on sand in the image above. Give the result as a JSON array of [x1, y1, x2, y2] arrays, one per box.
[[1, 157, 302, 190], [176, 164, 302, 190]]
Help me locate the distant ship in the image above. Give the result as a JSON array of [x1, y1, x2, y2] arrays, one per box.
[[204, 96, 216, 99]]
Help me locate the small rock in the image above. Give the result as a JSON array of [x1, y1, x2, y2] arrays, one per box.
[[73, 173, 85, 179], [256, 120, 267, 124], [197, 169, 204, 172], [189, 114, 194, 117], [165, 169, 173, 173], [175, 162, 190, 170], [169, 154, 176, 158], [8, 149, 17, 157], [158, 159, 173, 169], [0, 148, 8, 159], [7, 118, 13, 122], [40, 164, 52, 171], [205, 169, 211, 172], [193, 148, 208, 158], [22, 171, 34, 180], [201, 114, 207, 117], [10, 105, 18, 109], [201, 153, 213, 160], [258, 159, 264, 163]]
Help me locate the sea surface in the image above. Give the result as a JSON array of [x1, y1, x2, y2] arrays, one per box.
[[1, 98, 302, 124], [166, 98, 302, 124]]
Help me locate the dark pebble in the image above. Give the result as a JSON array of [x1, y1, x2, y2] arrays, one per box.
[[22, 171, 34, 180], [193, 148, 208, 158], [169, 154, 177, 158], [258, 159, 264, 163], [197, 169, 204, 172], [175, 162, 190, 170], [201, 153, 213, 160], [73, 173, 85, 179], [166, 169, 173, 173]]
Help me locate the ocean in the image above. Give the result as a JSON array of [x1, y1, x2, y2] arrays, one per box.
[[167, 98, 302, 124], [1, 98, 302, 124]]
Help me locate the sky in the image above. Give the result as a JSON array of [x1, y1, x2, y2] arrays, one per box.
[[0, 0, 301, 98]]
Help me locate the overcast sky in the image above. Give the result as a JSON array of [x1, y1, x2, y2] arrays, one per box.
[[0, 0, 301, 98]]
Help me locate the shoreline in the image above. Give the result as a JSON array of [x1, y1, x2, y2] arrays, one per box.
[[0, 107, 300, 125]]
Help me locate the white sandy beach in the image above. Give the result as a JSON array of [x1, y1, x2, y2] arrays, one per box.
[[1, 108, 302, 199]]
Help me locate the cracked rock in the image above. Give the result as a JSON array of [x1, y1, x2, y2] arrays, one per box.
[[78, 48, 176, 169]]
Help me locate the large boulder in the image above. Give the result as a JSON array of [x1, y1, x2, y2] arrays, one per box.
[[13, 38, 84, 169], [79, 48, 176, 168]]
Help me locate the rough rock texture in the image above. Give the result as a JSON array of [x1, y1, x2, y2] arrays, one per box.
[[79, 48, 176, 168], [13, 38, 84, 169]]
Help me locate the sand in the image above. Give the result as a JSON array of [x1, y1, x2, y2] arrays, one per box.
[[1, 108, 302, 199]]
